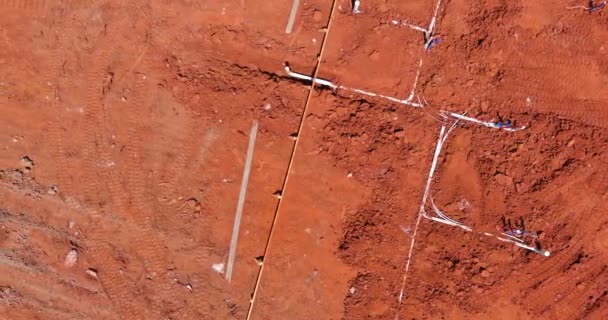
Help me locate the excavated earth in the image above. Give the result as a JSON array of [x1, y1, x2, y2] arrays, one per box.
[[1, 1, 607, 319]]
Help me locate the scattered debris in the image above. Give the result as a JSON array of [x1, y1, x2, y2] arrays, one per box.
[[254, 256, 264, 266], [64, 249, 78, 268], [458, 199, 471, 211], [102, 72, 114, 95], [97, 160, 115, 168], [400, 225, 412, 235], [47, 185, 58, 195], [306, 268, 318, 282], [86, 268, 98, 279], [20, 156, 34, 172], [212, 263, 225, 274], [272, 190, 283, 199]]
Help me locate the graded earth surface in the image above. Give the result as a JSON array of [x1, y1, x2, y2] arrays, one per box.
[[1, 1, 607, 319]]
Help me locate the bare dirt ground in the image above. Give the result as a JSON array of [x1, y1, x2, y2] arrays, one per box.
[[1, 0, 607, 319]]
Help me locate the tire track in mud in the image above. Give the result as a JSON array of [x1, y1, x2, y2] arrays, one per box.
[[436, 1, 608, 130], [119, 69, 172, 279], [497, 62, 608, 129], [45, 16, 83, 201], [502, 19, 608, 128], [85, 241, 151, 320], [520, 198, 608, 319], [136, 37, 231, 320], [80, 2, 206, 317], [0, 0, 100, 15], [0, 0, 48, 12], [477, 171, 608, 319], [77, 2, 168, 318], [0, 169, 174, 319], [0, 250, 116, 319]]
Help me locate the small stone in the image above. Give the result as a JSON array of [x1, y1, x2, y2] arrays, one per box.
[[212, 263, 225, 274], [47, 186, 58, 195], [494, 173, 514, 189], [515, 182, 528, 193], [263, 103, 271, 111], [64, 249, 78, 268], [481, 270, 490, 278], [86, 268, 98, 279], [254, 256, 264, 266], [567, 139, 575, 147], [68, 221, 75, 229], [20, 156, 34, 172], [347, 172, 353, 178], [349, 287, 356, 294], [480, 101, 489, 112]]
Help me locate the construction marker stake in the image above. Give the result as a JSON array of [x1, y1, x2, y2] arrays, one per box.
[[391, 19, 428, 33], [590, 1, 606, 12], [566, 1, 606, 11], [441, 111, 527, 131], [425, 36, 442, 51], [284, 64, 338, 89], [352, 0, 362, 14], [285, 0, 300, 34], [283, 64, 423, 107]]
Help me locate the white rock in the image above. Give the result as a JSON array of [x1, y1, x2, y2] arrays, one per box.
[[212, 263, 225, 274], [86, 268, 98, 279], [64, 249, 78, 268]]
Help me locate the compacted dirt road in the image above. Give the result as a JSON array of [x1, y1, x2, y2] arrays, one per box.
[[1, 1, 607, 319]]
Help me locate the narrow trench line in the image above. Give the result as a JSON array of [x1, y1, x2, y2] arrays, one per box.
[[245, 1, 339, 319]]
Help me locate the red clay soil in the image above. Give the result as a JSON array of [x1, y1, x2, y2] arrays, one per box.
[[1, 0, 608, 320]]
